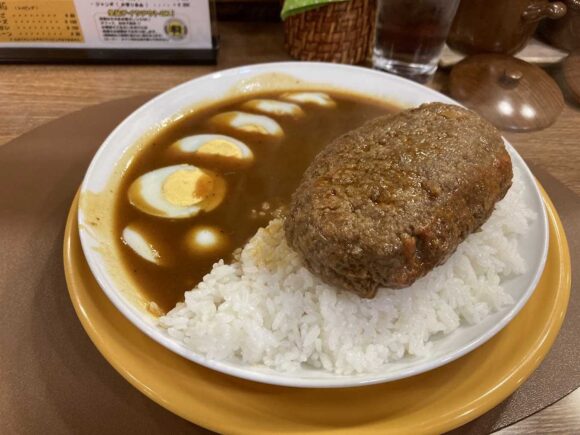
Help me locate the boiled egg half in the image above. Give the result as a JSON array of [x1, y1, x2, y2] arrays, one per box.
[[185, 225, 229, 254], [241, 99, 304, 118], [128, 164, 226, 219], [209, 111, 284, 138], [280, 92, 336, 108], [171, 134, 253, 163], [122, 224, 162, 265]]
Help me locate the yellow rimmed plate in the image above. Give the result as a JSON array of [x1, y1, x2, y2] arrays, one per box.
[[64, 186, 570, 434]]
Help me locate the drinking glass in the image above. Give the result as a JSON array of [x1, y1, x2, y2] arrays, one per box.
[[372, 0, 461, 82]]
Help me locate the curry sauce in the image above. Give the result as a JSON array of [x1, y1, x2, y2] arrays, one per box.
[[115, 92, 399, 312]]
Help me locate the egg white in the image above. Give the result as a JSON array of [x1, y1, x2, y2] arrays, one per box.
[[128, 164, 225, 219], [209, 111, 284, 138], [241, 99, 304, 118], [172, 134, 253, 161], [280, 92, 336, 108], [122, 224, 162, 265], [185, 225, 228, 254]]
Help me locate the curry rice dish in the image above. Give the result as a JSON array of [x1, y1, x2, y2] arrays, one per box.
[[115, 91, 535, 374]]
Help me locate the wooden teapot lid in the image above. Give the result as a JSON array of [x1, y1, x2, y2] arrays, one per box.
[[563, 51, 580, 104], [449, 54, 564, 131]]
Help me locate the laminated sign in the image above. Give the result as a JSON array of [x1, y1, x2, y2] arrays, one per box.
[[0, 0, 217, 62]]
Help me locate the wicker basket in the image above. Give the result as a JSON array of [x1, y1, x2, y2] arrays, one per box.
[[284, 0, 377, 64]]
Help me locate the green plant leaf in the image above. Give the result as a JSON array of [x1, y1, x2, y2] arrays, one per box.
[[281, 0, 351, 20]]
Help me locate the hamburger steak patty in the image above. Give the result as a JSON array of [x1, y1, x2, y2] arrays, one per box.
[[284, 103, 513, 298]]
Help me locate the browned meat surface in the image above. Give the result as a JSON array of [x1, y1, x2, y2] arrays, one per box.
[[284, 103, 513, 298]]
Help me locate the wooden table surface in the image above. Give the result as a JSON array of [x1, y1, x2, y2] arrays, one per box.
[[1, 22, 578, 434]]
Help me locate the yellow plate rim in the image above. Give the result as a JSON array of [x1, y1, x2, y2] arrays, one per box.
[[64, 184, 571, 434]]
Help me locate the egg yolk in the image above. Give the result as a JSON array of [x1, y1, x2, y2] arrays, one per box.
[[238, 124, 269, 135], [197, 139, 243, 159], [162, 169, 214, 207]]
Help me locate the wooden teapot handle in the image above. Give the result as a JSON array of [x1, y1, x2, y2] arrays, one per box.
[[522, 1, 567, 22]]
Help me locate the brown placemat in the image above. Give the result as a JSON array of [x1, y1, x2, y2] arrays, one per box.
[[0, 96, 577, 434]]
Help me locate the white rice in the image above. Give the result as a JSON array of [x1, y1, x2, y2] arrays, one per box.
[[159, 168, 535, 375]]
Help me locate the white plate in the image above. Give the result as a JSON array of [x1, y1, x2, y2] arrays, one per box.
[[79, 62, 548, 388]]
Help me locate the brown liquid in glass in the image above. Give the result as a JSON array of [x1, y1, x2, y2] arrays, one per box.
[[375, 0, 454, 65]]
